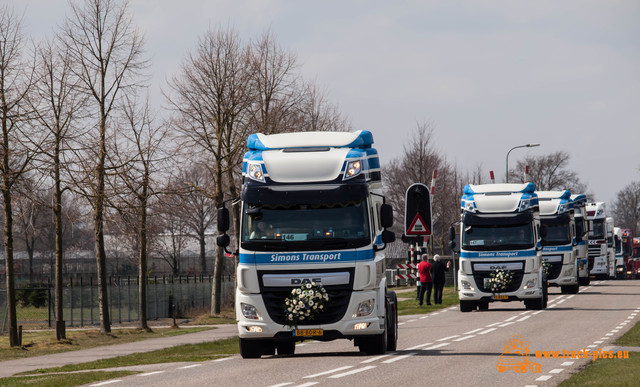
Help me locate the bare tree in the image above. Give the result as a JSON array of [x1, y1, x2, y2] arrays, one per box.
[[109, 94, 167, 331], [509, 151, 589, 194], [0, 4, 39, 346], [155, 188, 191, 275], [61, 0, 148, 333], [611, 181, 640, 236], [166, 26, 253, 314], [29, 36, 87, 340]]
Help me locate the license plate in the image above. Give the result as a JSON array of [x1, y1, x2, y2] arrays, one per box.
[[293, 329, 323, 337], [493, 294, 508, 300]]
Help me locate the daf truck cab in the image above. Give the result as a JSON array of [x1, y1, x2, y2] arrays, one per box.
[[586, 202, 610, 279], [450, 183, 547, 312], [570, 194, 589, 286], [537, 190, 579, 294], [217, 130, 398, 358]]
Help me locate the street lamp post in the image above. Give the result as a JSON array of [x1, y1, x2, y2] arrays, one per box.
[[505, 143, 540, 183]]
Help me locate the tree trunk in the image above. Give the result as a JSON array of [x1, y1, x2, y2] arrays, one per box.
[[3, 189, 19, 346], [199, 232, 206, 273], [138, 194, 149, 331], [54, 151, 65, 339], [95, 115, 110, 333]]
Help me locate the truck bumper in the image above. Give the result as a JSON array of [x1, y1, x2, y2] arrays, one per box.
[[548, 264, 577, 286], [458, 272, 542, 301], [236, 290, 384, 340]]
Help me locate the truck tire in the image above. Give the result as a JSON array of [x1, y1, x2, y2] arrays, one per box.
[[386, 291, 398, 351], [359, 315, 387, 355], [563, 284, 579, 294], [239, 338, 264, 359], [460, 300, 475, 312], [276, 341, 296, 355], [524, 297, 543, 310], [578, 276, 590, 286], [477, 301, 489, 311]]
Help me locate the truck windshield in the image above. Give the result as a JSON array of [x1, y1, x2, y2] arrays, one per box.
[[241, 200, 370, 251], [462, 223, 534, 251], [541, 218, 571, 246], [589, 219, 605, 239]]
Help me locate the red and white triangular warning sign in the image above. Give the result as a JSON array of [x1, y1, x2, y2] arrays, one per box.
[[406, 213, 431, 235]]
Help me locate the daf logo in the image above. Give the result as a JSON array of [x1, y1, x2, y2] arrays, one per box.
[[291, 278, 322, 285], [490, 265, 508, 270]]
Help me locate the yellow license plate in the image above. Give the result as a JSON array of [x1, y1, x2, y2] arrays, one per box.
[[293, 329, 323, 337], [493, 295, 508, 300]]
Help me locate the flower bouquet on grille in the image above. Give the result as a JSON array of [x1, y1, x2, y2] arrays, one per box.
[[487, 269, 514, 293], [283, 282, 329, 328], [542, 261, 551, 279]]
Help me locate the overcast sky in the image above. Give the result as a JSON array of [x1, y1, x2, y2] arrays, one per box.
[[14, 0, 640, 206]]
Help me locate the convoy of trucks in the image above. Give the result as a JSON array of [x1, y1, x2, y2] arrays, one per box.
[[217, 130, 398, 358], [212, 129, 636, 359], [451, 183, 547, 312]]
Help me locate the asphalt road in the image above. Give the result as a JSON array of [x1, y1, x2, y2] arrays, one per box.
[[84, 279, 640, 387]]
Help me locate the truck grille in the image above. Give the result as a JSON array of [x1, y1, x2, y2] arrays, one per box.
[[257, 268, 355, 326], [547, 262, 563, 280], [472, 265, 525, 293], [261, 288, 352, 326]]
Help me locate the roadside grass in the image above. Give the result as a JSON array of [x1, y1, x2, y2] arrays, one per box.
[[395, 285, 459, 315], [22, 337, 239, 374], [0, 371, 138, 387], [0, 326, 211, 361], [559, 320, 640, 386]]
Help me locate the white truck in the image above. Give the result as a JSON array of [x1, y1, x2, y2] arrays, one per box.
[[606, 217, 616, 278], [586, 202, 611, 279], [537, 190, 579, 294], [570, 194, 590, 286], [217, 130, 398, 358], [450, 183, 547, 312]]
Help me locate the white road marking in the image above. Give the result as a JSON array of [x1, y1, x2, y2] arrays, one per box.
[[532, 310, 544, 315], [291, 383, 318, 387], [303, 366, 353, 378], [504, 315, 520, 322], [214, 357, 232, 362], [361, 353, 395, 363], [517, 315, 531, 322], [478, 328, 497, 335], [498, 322, 515, 327], [464, 328, 484, 334], [536, 375, 553, 381], [405, 342, 433, 350], [549, 369, 564, 374], [437, 335, 459, 341], [486, 322, 502, 327], [594, 341, 604, 344], [90, 381, 122, 387], [422, 343, 450, 350], [382, 353, 417, 363], [561, 361, 574, 366], [328, 366, 377, 378], [454, 335, 475, 342], [177, 364, 202, 369], [587, 345, 597, 348], [566, 295, 575, 299], [138, 371, 165, 377], [268, 383, 293, 387]]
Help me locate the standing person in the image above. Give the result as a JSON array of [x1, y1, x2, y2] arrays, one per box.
[[430, 254, 451, 304], [417, 254, 433, 306]]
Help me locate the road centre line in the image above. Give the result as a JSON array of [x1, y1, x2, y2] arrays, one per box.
[[382, 353, 417, 363], [292, 382, 318, 387], [328, 366, 376, 378], [405, 342, 433, 350], [420, 315, 429, 319], [268, 383, 293, 387], [437, 335, 459, 341], [486, 322, 502, 327], [361, 353, 395, 363], [303, 366, 353, 378], [520, 310, 533, 315], [423, 342, 450, 350], [505, 315, 519, 322], [566, 295, 575, 299], [454, 335, 475, 342], [464, 328, 484, 334], [517, 315, 531, 322], [532, 310, 544, 315], [478, 327, 497, 335], [498, 322, 515, 327]]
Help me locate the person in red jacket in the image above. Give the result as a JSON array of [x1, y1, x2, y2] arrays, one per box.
[[417, 254, 433, 306]]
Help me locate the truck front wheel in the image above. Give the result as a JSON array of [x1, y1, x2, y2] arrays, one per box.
[[239, 338, 269, 359], [386, 291, 398, 351], [460, 300, 475, 312], [276, 341, 296, 355], [358, 316, 387, 355]]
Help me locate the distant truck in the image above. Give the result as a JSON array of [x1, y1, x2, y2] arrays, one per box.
[[451, 183, 547, 312], [537, 190, 579, 294], [571, 194, 590, 286], [217, 130, 398, 358], [586, 202, 611, 279], [628, 237, 640, 279]]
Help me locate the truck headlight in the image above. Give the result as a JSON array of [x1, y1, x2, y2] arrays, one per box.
[[241, 302, 262, 320], [343, 160, 362, 180], [524, 279, 536, 289], [461, 280, 473, 290], [353, 299, 374, 317], [247, 162, 265, 183]]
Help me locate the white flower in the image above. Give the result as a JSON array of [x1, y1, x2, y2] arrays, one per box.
[[306, 283, 312, 289]]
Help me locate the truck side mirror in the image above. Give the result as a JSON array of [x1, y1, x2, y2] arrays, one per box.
[[381, 230, 395, 243], [217, 234, 230, 248], [217, 207, 230, 233], [380, 204, 393, 228], [448, 226, 456, 241]]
